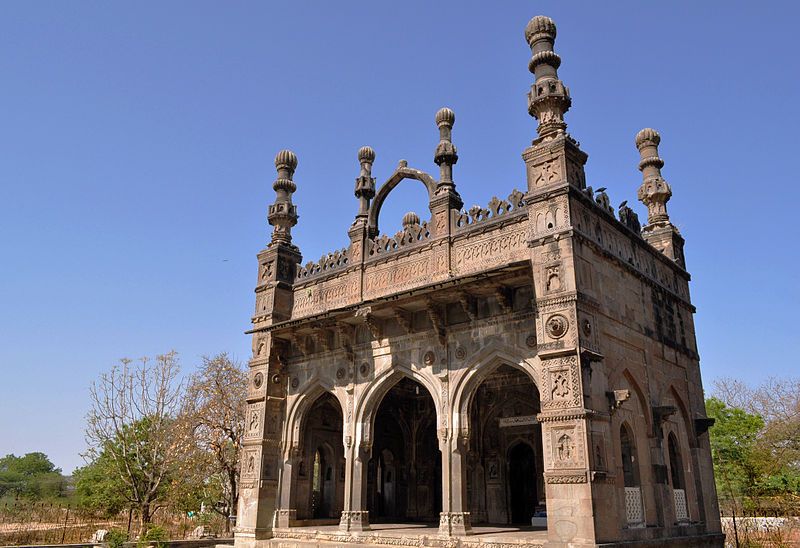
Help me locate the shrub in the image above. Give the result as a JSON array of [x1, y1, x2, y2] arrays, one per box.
[[138, 525, 168, 548], [105, 528, 128, 548]]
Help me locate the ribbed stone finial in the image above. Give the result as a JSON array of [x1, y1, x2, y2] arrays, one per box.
[[435, 107, 456, 128], [274, 149, 298, 172], [358, 146, 376, 164], [402, 211, 420, 228], [635, 128, 661, 149], [525, 15, 557, 46]]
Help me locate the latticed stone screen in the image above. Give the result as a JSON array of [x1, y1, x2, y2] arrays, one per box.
[[625, 486, 644, 526]]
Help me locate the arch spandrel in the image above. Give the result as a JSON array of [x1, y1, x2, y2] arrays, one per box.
[[367, 166, 438, 238]]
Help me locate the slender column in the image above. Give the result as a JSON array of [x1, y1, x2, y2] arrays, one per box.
[[275, 452, 298, 528], [439, 434, 472, 536], [340, 442, 371, 532]]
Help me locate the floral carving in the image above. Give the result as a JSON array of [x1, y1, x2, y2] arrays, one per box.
[[546, 314, 569, 338]]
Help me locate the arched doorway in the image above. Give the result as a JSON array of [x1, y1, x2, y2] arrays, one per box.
[[508, 442, 537, 524], [466, 364, 543, 525], [297, 393, 344, 521], [368, 377, 440, 522]]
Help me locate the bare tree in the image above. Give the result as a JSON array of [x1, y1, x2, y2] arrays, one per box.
[[180, 353, 247, 530], [86, 351, 185, 530]]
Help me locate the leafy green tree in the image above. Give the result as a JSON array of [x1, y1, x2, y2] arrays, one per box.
[[706, 397, 766, 499], [73, 450, 128, 516], [0, 452, 65, 499]]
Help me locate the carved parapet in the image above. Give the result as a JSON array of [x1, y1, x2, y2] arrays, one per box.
[[295, 247, 350, 281], [455, 189, 525, 230], [368, 220, 431, 256]]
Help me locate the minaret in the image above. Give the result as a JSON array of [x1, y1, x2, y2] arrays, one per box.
[[522, 16, 587, 195], [348, 146, 376, 264], [635, 128, 685, 267], [255, 149, 302, 325], [434, 107, 458, 192], [525, 16, 571, 140], [268, 149, 299, 248], [429, 107, 463, 238]]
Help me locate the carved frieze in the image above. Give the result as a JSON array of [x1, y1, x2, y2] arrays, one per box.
[[292, 275, 359, 319], [452, 226, 527, 275], [364, 255, 433, 300]]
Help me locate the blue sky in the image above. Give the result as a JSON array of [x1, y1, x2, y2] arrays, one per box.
[[1, 2, 798, 474]]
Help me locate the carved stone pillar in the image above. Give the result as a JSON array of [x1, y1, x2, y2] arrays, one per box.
[[439, 433, 472, 536], [340, 441, 371, 532], [275, 450, 299, 528], [235, 151, 300, 548], [539, 414, 597, 547], [235, 334, 286, 546]]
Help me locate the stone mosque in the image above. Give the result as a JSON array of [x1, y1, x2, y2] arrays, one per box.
[[234, 15, 723, 548]]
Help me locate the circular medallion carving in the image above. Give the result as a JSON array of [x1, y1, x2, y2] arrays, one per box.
[[291, 377, 299, 389], [336, 367, 346, 380], [359, 362, 369, 376], [525, 334, 537, 348], [253, 372, 264, 389], [271, 373, 281, 385], [423, 351, 436, 366], [582, 319, 592, 337], [546, 314, 569, 339], [455, 346, 466, 360]]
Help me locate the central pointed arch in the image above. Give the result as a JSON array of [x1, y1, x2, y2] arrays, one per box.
[[354, 364, 443, 448]]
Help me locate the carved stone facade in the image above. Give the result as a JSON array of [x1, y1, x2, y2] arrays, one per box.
[[234, 15, 722, 548]]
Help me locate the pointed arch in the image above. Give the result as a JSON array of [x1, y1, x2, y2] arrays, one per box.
[[354, 363, 442, 448], [367, 166, 438, 237], [620, 368, 652, 428], [451, 343, 542, 439], [284, 376, 345, 458]]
